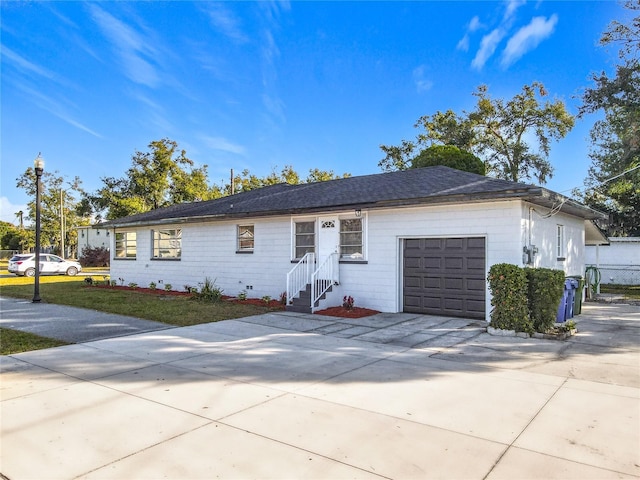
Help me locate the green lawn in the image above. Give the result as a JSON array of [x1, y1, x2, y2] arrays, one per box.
[[0, 276, 283, 354], [1, 328, 69, 355], [600, 284, 640, 300]]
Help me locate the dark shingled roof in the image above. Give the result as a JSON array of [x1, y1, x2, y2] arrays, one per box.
[[99, 166, 604, 227]]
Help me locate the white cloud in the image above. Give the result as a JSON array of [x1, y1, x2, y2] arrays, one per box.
[[199, 135, 246, 155], [14, 83, 103, 138], [0, 197, 29, 224], [472, 28, 506, 70], [412, 65, 433, 93], [202, 2, 249, 43], [469, 15, 483, 32], [457, 15, 483, 51], [1, 46, 58, 81], [501, 14, 558, 67], [88, 4, 162, 87], [504, 0, 526, 21]]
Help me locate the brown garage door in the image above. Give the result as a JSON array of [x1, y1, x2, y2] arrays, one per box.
[[403, 237, 486, 319]]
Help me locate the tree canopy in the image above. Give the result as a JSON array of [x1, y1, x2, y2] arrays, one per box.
[[410, 145, 485, 175], [578, 0, 639, 236], [88, 139, 351, 220], [227, 165, 351, 195], [379, 82, 574, 184], [16, 168, 88, 256], [90, 138, 219, 220]]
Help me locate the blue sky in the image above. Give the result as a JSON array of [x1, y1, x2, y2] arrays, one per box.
[[0, 0, 626, 223]]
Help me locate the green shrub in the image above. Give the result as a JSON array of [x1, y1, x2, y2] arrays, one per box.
[[487, 263, 532, 333], [525, 268, 565, 333], [193, 277, 223, 302]]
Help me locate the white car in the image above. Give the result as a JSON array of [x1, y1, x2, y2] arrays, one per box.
[[8, 254, 82, 277]]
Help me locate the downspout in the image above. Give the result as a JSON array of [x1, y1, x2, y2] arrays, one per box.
[[595, 243, 600, 294]]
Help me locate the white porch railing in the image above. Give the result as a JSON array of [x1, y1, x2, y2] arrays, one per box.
[[286, 252, 315, 305], [311, 253, 339, 312]]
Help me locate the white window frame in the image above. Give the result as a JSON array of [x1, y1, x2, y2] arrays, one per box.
[[293, 220, 316, 260], [114, 231, 137, 259], [151, 229, 182, 260], [556, 224, 565, 259], [237, 225, 255, 253], [339, 217, 364, 260]]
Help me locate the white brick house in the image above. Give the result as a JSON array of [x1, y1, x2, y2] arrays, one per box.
[[99, 166, 605, 320]]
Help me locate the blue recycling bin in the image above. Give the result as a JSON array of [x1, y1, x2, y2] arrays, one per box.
[[556, 281, 569, 323], [565, 278, 578, 319]]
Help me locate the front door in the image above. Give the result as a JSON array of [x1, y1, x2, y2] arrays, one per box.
[[318, 216, 340, 262]]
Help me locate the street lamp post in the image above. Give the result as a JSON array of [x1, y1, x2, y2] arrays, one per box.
[[33, 154, 45, 303]]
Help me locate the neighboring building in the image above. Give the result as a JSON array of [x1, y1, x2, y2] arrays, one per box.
[[98, 166, 605, 320], [586, 237, 640, 285], [76, 226, 110, 254]]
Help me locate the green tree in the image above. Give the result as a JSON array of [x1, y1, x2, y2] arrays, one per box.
[[306, 168, 351, 182], [228, 165, 350, 194], [410, 145, 485, 175], [578, 0, 639, 236], [16, 169, 86, 256], [91, 138, 217, 220], [1, 221, 33, 252], [379, 82, 575, 184]]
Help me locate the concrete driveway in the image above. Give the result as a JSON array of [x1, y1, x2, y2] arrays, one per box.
[[1, 301, 639, 479]]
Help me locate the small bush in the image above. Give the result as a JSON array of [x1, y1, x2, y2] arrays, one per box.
[[193, 277, 223, 302], [79, 246, 110, 267], [487, 263, 531, 333], [525, 268, 565, 333], [279, 291, 287, 305], [238, 290, 247, 300], [342, 295, 355, 310], [149, 282, 157, 290], [164, 284, 172, 292]]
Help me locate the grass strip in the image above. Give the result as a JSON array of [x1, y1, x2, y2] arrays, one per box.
[[1, 328, 69, 355], [0, 279, 281, 327]]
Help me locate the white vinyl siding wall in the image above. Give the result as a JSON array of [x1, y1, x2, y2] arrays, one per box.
[[110, 218, 293, 298], [109, 199, 587, 319]]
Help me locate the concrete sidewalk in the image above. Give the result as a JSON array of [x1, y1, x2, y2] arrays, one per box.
[[1, 302, 639, 479]]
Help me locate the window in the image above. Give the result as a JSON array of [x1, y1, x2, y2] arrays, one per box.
[[340, 218, 363, 259], [152, 229, 181, 259], [115, 232, 137, 259], [556, 224, 565, 259], [295, 221, 315, 259], [237, 225, 254, 252]]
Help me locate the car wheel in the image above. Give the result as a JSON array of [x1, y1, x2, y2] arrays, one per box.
[[25, 267, 36, 277], [66, 266, 78, 276]]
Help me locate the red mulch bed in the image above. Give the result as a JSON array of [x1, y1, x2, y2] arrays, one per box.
[[314, 306, 380, 318], [86, 285, 285, 308], [88, 285, 193, 296], [86, 285, 377, 316]]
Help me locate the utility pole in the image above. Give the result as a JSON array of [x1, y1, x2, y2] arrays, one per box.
[[230, 168, 234, 195]]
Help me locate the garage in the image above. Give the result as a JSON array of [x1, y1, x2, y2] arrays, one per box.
[[403, 237, 486, 319]]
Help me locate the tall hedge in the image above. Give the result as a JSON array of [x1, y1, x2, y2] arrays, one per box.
[[525, 268, 565, 333], [487, 263, 532, 332]]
